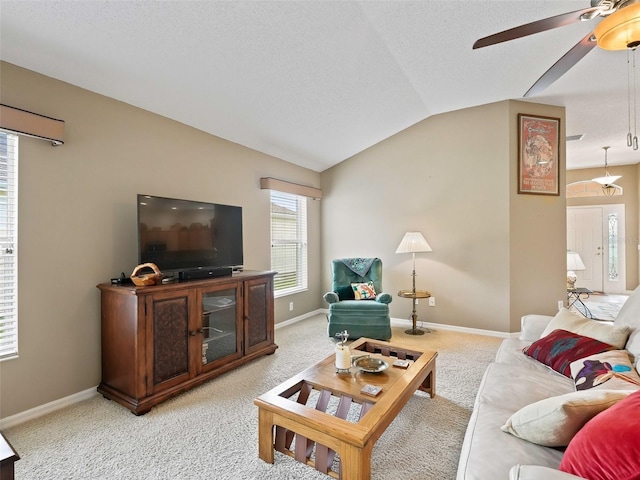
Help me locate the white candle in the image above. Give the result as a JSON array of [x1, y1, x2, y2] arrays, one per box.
[[335, 344, 351, 369]]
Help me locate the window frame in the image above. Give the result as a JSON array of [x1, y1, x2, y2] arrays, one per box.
[[269, 190, 308, 298], [0, 131, 18, 361]]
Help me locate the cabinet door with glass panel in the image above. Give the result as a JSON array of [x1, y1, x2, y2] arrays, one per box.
[[197, 283, 243, 372]]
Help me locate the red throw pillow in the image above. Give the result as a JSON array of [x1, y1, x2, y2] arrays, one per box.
[[559, 390, 640, 480], [524, 329, 615, 377]]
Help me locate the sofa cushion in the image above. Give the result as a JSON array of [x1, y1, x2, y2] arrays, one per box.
[[496, 338, 566, 374], [541, 308, 630, 349], [351, 281, 376, 300], [570, 350, 640, 392], [500, 390, 630, 447], [524, 329, 616, 377], [509, 465, 587, 480], [496, 338, 541, 364], [559, 390, 640, 480], [476, 362, 574, 416], [457, 362, 567, 480]]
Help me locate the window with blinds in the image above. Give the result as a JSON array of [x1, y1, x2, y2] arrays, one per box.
[[270, 190, 307, 296], [0, 132, 18, 360]]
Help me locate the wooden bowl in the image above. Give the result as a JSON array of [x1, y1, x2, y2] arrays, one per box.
[[130, 263, 163, 286]]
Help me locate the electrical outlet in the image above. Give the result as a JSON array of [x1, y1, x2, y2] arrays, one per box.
[[289, 302, 293, 311], [415, 299, 419, 304], [558, 300, 564, 311], [428, 297, 436, 307]]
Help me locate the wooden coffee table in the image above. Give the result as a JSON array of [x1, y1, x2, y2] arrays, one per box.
[[254, 337, 437, 479]]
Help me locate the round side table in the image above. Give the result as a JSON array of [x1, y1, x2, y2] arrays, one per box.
[[398, 289, 431, 335]]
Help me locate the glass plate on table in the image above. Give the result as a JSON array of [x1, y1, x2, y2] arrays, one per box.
[[353, 356, 389, 373]]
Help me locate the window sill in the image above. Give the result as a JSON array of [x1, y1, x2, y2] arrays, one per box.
[[274, 287, 308, 299]]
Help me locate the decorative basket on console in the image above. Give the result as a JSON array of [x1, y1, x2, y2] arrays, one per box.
[[130, 262, 163, 286]]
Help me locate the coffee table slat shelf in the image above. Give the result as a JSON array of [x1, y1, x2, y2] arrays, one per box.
[[255, 338, 437, 479]]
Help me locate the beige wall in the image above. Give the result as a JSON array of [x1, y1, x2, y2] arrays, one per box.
[[566, 164, 639, 291], [321, 100, 567, 334], [0, 62, 322, 418], [509, 101, 567, 331]]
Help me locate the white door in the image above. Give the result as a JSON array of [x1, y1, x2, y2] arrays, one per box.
[[567, 207, 603, 292]]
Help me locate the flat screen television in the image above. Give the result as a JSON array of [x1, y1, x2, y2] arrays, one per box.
[[137, 194, 243, 273]]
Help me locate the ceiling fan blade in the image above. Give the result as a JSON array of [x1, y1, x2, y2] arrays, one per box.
[[524, 32, 597, 97], [473, 7, 602, 49]]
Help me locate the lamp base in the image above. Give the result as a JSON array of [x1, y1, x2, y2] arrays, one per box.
[[405, 328, 425, 335]]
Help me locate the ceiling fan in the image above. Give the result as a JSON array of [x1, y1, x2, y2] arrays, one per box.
[[473, 0, 640, 97]]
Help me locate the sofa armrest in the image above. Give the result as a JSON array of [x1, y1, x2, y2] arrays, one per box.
[[375, 292, 392, 304], [323, 292, 339, 304], [509, 465, 585, 480], [519, 314, 554, 342]]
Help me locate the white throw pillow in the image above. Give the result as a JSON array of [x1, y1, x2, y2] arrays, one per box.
[[500, 389, 630, 447], [541, 308, 630, 349], [570, 350, 640, 392]]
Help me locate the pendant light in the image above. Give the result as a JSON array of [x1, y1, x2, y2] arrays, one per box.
[[592, 146, 621, 194]]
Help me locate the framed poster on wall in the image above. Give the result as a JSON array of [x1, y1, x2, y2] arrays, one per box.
[[518, 113, 560, 195]]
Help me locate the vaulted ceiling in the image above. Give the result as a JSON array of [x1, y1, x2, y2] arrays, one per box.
[[1, 1, 639, 172]]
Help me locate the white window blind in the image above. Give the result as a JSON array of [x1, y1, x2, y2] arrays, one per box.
[[0, 132, 18, 360], [270, 191, 307, 296]]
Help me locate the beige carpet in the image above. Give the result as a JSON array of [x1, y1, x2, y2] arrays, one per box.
[[5, 315, 500, 480]]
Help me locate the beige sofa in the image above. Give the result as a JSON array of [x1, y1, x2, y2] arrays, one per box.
[[456, 287, 640, 480]]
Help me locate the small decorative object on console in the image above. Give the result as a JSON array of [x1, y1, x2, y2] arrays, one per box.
[[130, 262, 163, 286]]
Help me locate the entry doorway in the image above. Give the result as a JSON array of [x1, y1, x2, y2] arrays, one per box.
[[567, 205, 626, 294]]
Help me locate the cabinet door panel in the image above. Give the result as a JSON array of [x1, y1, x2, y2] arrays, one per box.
[[244, 277, 274, 354], [198, 283, 242, 373], [147, 290, 194, 393]]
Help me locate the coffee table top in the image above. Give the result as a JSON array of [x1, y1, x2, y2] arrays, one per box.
[[255, 337, 437, 447]]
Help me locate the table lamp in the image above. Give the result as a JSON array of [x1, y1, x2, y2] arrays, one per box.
[[566, 251, 586, 289], [396, 232, 432, 334]]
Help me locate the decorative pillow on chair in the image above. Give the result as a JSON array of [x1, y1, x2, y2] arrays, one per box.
[[523, 329, 616, 377], [570, 350, 640, 392], [351, 281, 376, 300], [335, 285, 355, 301], [541, 307, 630, 349], [559, 390, 640, 480], [500, 389, 630, 447]]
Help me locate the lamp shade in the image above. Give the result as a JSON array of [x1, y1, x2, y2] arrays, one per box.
[[592, 175, 622, 185], [594, 3, 640, 51], [395, 232, 432, 254], [567, 251, 586, 271]]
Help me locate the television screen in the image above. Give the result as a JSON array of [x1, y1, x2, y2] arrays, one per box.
[[137, 194, 243, 273]]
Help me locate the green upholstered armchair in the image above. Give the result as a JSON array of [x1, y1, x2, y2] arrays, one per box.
[[323, 258, 392, 340]]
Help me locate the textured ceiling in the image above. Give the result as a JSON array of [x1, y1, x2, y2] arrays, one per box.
[[1, 0, 639, 172]]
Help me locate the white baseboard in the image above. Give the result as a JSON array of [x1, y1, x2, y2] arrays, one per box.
[[390, 317, 516, 338], [275, 308, 326, 329], [1, 387, 99, 430]]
